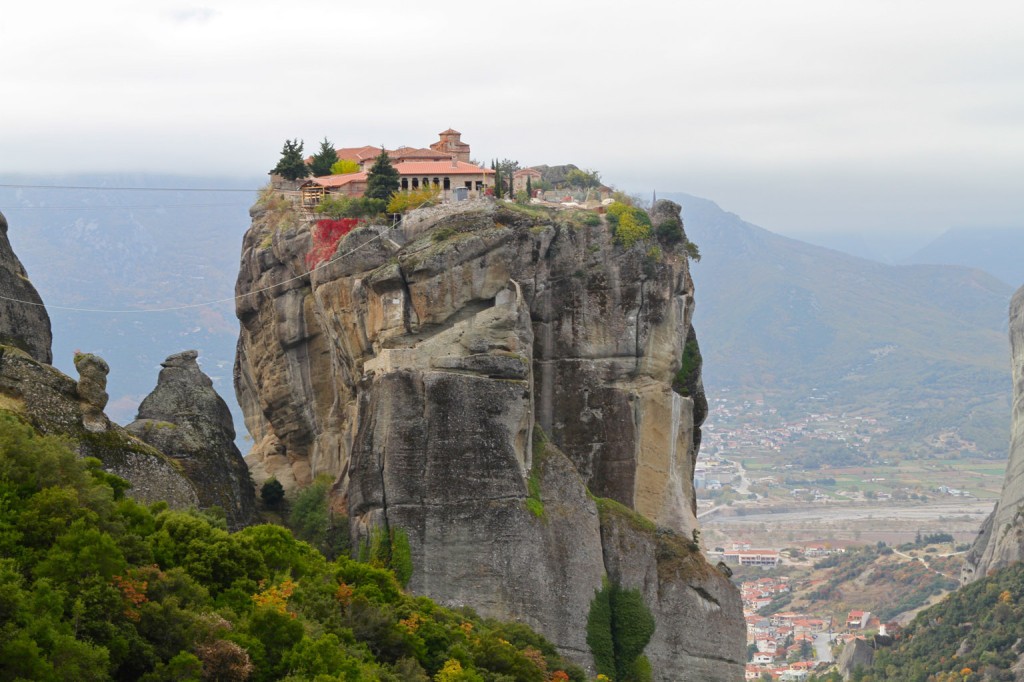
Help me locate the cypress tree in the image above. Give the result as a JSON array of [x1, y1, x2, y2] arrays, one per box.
[[309, 138, 338, 177], [526, 176, 533, 198], [365, 149, 400, 201], [270, 138, 310, 181]]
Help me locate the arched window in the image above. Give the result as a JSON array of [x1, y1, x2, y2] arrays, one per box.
[[443, 177, 451, 190]]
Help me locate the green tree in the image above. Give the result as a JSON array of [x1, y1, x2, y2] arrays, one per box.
[[495, 158, 520, 197], [365, 149, 400, 201], [309, 138, 338, 177], [566, 168, 601, 190], [270, 139, 309, 181], [586, 579, 655, 681]]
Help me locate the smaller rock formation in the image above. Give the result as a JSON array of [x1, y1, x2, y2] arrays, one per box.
[[74, 352, 110, 432], [128, 351, 256, 528], [0, 345, 200, 508], [836, 638, 874, 680], [0, 210, 52, 364]]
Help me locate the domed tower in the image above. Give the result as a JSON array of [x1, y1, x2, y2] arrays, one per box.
[[430, 128, 471, 163]]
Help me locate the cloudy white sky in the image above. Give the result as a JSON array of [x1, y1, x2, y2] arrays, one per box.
[[2, 0, 1022, 238]]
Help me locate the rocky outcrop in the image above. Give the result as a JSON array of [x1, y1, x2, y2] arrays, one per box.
[[234, 197, 744, 679], [836, 638, 875, 680], [0, 345, 200, 508], [964, 285, 1024, 582], [0, 210, 52, 363], [128, 351, 256, 529]]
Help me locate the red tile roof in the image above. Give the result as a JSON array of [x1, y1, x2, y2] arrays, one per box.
[[308, 171, 368, 188], [334, 146, 385, 163], [392, 160, 494, 176], [390, 147, 450, 161]]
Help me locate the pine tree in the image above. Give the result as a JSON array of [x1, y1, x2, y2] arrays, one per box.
[[270, 139, 310, 181], [365, 149, 400, 201], [309, 138, 337, 177]]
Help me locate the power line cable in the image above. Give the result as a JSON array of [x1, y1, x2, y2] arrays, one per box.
[[0, 183, 259, 192], [3, 203, 246, 211]]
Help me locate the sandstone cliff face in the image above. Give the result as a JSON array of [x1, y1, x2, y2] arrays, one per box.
[[964, 285, 1024, 583], [128, 350, 256, 528], [235, 197, 744, 679], [0, 210, 53, 363]]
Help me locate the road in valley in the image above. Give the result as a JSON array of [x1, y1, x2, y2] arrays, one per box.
[[814, 633, 835, 663]]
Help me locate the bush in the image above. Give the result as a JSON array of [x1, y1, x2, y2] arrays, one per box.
[[330, 158, 361, 175], [654, 216, 684, 244], [387, 186, 441, 214], [586, 579, 655, 681], [315, 196, 386, 220], [305, 218, 360, 268], [606, 202, 652, 248]]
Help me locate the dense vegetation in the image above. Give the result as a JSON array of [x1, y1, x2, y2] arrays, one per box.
[[585, 580, 655, 682], [812, 561, 1024, 682], [0, 413, 587, 681]]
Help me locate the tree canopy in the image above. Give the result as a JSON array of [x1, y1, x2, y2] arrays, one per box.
[[309, 138, 338, 177], [365, 149, 400, 201], [270, 139, 310, 181]]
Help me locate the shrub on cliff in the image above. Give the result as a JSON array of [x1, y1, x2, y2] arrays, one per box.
[[606, 201, 652, 248], [387, 186, 441, 213], [315, 195, 386, 220], [586, 578, 656, 681], [305, 218, 359, 268]]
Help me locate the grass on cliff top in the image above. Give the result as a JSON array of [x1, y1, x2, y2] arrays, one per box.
[[255, 184, 303, 241]]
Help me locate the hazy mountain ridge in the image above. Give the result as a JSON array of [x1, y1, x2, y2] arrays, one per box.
[[903, 225, 1024, 289], [0, 173, 260, 428], [667, 192, 1013, 456]]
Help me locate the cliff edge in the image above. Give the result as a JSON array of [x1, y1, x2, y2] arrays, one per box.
[[964, 285, 1024, 582], [0, 210, 53, 363], [234, 196, 745, 679]]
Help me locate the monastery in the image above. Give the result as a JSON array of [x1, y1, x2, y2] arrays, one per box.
[[301, 129, 495, 205]]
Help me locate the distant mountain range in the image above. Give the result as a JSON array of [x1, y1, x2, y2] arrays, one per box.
[[0, 173, 260, 433], [780, 225, 1024, 288], [666, 192, 1013, 457], [901, 226, 1024, 289], [2, 177, 1013, 458]]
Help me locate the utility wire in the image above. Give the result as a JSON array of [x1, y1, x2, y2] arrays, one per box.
[[4, 203, 246, 211], [0, 183, 259, 192], [0, 227, 385, 314]]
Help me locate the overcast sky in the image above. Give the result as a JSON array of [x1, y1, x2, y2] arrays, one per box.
[[2, 0, 1022, 238]]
